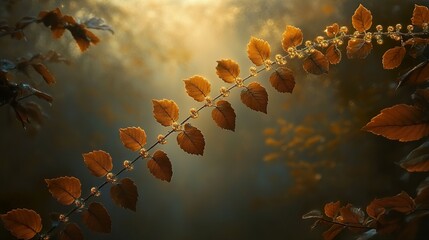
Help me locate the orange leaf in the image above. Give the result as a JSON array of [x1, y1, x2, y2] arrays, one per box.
[[184, 75, 211, 101], [382, 46, 406, 69], [59, 223, 83, 240], [303, 50, 329, 75], [45, 176, 81, 205], [82, 202, 111, 233], [282, 25, 303, 51], [411, 4, 429, 27], [346, 39, 372, 59], [38, 8, 66, 38], [31, 63, 55, 84], [366, 191, 415, 219], [147, 150, 173, 182], [324, 201, 341, 218], [216, 59, 240, 83], [247, 37, 271, 66], [325, 23, 339, 37], [241, 82, 268, 113], [322, 225, 344, 240], [325, 44, 342, 65], [177, 123, 205, 155], [82, 150, 113, 177], [399, 141, 429, 172], [110, 178, 138, 211], [339, 204, 364, 225], [119, 127, 147, 151], [211, 100, 236, 131], [67, 24, 100, 52], [397, 61, 429, 87], [362, 104, 429, 142], [269, 67, 295, 93], [152, 99, 179, 127], [352, 4, 372, 32], [1, 209, 42, 240], [415, 178, 429, 206]]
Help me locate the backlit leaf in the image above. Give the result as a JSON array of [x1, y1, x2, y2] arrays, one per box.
[[303, 50, 329, 75], [399, 141, 429, 172], [59, 223, 84, 240], [382, 46, 406, 69], [147, 150, 172, 182], [177, 123, 205, 155], [241, 82, 268, 113], [411, 4, 429, 27], [119, 127, 147, 151], [325, 23, 339, 37], [38, 8, 65, 38], [339, 204, 365, 224], [1, 209, 42, 240], [352, 4, 372, 32], [184, 75, 211, 101], [325, 44, 342, 65], [324, 201, 341, 218], [415, 177, 429, 206], [302, 210, 323, 219], [362, 104, 429, 142], [45, 176, 81, 205], [67, 24, 100, 52], [247, 37, 271, 66], [347, 39, 372, 59], [269, 67, 295, 93], [82, 150, 113, 177], [82, 202, 111, 233], [397, 61, 429, 87], [323, 225, 344, 240], [84, 17, 114, 34], [282, 25, 303, 51], [110, 178, 138, 211], [32, 63, 55, 84], [366, 191, 415, 219], [211, 100, 236, 131], [152, 99, 179, 127], [216, 59, 240, 83]]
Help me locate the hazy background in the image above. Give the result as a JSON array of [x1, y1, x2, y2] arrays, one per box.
[[1, 0, 429, 239]]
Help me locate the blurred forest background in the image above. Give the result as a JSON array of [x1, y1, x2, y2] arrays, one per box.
[[1, 0, 429, 239]]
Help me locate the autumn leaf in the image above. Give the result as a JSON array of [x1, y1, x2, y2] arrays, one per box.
[[411, 4, 429, 27], [152, 99, 179, 127], [211, 100, 236, 131], [45, 176, 81, 205], [382, 46, 406, 69], [323, 225, 344, 240], [82, 150, 113, 177], [82, 202, 111, 233], [59, 223, 84, 240], [241, 82, 268, 113], [362, 104, 429, 142], [397, 61, 429, 87], [325, 23, 339, 37], [67, 24, 100, 52], [32, 63, 56, 84], [110, 178, 138, 211], [352, 4, 372, 32], [399, 141, 429, 172], [324, 201, 341, 218], [38, 8, 66, 38], [269, 67, 295, 93], [184, 75, 211, 101], [216, 59, 240, 83], [347, 39, 372, 59], [84, 17, 114, 34], [119, 127, 147, 151], [339, 204, 365, 225], [147, 150, 173, 182], [282, 25, 303, 51], [366, 191, 415, 219], [177, 123, 205, 155], [303, 50, 329, 75], [415, 178, 429, 206], [325, 44, 342, 65], [1, 209, 42, 240], [247, 37, 271, 66]]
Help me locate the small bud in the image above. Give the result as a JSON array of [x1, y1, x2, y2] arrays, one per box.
[[41, 234, 50, 240], [353, 31, 360, 37], [395, 23, 402, 31], [204, 96, 213, 106], [58, 214, 69, 223], [321, 40, 329, 48], [123, 160, 134, 171], [387, 25, 394, 32], [235, 77, 244, 87], [189, 108, 199, 119], [316, 36, 324, 43], [287, 47, 295, 54], [376, 24, 383, 32], [220, 86, 230, 97], [337, 39, 343, 45], [305, 40, 313, 47], [139, 148, 150, 158], [106, 172, 117, 183], [340, 26, 348, 34], [249, 66, 257, 76], [264, 59, 272, 70], [275, 54, 287, 65], [423, 22, 428, 32], [74, 198, 85, 209], [407, 24, 414, 32], [376, 38, 383, 45], [157, 134, 167, 144], [90, 187, 101, 196], [172, 122, 182, 131]]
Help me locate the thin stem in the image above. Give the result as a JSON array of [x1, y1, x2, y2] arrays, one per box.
[[318, 218, 373, 230]]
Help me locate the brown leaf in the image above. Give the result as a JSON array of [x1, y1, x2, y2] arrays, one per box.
[[1, 208, 42, 240], [324, 201, 341, 218], [247, 37, 271, 66], [45, 176, 81, 205], [339, 204, 365, 225], [241, 82, 268, 113], [38, 8, 65, 38], [147, 150, 173, 182], [382, 46, 406, 70], [415, 177, 429, 206], [362, 104, 429, 142], [399, 141, 429, 172], [269, 67, 295, 93], [31, 63, 55, 84], [325, 23, 339, 37], [82, 150, 113, 177], [216, 59, 240, 83], [211, 100, 236, 131], [325, 44, 342, 65], [397, 61, 429, 87], [183, 75, 211, 101], [322, 225, 344, 240], [282, 25, 303, 51], [119, 127, 147, 151], [411, 4, 429, 27], [347, 39, 372, 59], [110, 178, 138, 211], [303, 50, 329, 75], [33, 89, 53, 103], [352, 4, 372, 32], [177, 123, 205, 155], [152, 99, 179, 127], [366, 191, 415, 219], [59, 223, 84, 240], [67, 24, 100, 52], [82, 202, 111, 233]]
